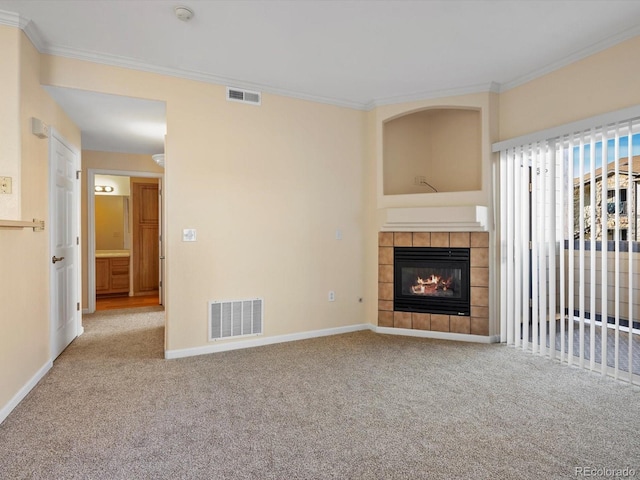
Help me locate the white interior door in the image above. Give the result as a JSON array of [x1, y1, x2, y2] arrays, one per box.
[[50, 130, 80, 359]]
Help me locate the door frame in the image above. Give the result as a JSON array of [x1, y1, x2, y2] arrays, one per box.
[[86, 169, 164, 313], [49, 128, 82, 356]]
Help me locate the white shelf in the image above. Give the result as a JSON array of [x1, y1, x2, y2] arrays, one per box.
[[380, 206, 488, 232]]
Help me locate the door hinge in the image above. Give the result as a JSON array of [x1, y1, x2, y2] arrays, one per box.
[[77, 302, 80, 311], [529, 299, 532, 308], [529, 183, 532, 192], [529, 241, 532, 250], [76, 236, 80, 245], [76, 170, 81, 180], [159, 281, 162, 287]]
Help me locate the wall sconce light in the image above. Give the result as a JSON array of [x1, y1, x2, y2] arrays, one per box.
[[95, 185, 114, 193]]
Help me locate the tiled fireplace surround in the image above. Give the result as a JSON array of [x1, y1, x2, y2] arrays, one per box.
[[378, 231, 490, 337]]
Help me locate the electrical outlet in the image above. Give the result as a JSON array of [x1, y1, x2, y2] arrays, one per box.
[[328, 291, 335, 302], [414, 175, 426, 185], [0, 176, 12, 194]]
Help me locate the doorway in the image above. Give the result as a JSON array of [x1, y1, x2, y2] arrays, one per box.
[[87, 169, 164, 313], [49, 129, 81, 359]]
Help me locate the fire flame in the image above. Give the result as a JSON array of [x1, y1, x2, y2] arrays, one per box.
[[411, 274, 453, 294]]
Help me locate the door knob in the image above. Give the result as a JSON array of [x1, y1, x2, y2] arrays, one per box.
[[52, 255, 65, 264]]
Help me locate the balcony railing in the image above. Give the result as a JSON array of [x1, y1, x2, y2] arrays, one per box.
[[563, 241, 640, 332]]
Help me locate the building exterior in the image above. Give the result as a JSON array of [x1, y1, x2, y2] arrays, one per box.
[[574, 156, 640, 241]]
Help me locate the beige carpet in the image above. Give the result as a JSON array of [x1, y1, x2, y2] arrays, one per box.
[[1, 308, 639, 479]]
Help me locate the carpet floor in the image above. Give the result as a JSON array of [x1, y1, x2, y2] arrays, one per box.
[[1, 309, 639, 479]]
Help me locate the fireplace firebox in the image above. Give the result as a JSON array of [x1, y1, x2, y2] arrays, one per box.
[[394, 247, 470, 316]]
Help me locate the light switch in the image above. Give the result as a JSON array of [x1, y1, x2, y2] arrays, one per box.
[[182, 228, 196, 242], [0, 176, 12, 194]]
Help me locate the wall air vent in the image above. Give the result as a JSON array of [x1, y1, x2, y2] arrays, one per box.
[[226, 86, 261, 106], [209, 298, 263, 341]]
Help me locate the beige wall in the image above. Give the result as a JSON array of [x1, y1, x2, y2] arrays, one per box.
[[163, 88, 367, 349], [43, 56, 368, 351], [0, 26, 20, 219], [81, 150, 163, 306], [383, 111, 432, 195], [499, 35, 640, 141], [429, 109, 482, 192], [0, 29, 80, 413]]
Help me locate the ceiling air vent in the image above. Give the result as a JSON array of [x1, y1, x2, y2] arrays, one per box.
[[226, 86, 261, 106]]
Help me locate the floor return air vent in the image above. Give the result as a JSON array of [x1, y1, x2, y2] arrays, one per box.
[[226, 86, 261, 105], [209, 298, 263, 341]]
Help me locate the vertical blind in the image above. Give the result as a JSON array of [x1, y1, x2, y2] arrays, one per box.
[[497, 115, 640, 384]]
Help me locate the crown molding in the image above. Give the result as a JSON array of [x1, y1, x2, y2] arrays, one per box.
[[42, 44, 370, 111], [22, 18, 45, 52], [0, 5, 368, 111], [0, 9, 28, 29], [7, 4, 638, 111], [500, 23, 640, 93], [24, 16, 498, 112], [366, 81, 501, 110], [0, 9, 45, 50]]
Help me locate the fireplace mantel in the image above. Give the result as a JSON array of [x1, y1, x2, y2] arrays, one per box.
[[380, 206, 488, 232]]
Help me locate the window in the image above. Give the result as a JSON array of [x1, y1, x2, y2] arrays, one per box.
[[496, 111, 640, 384]]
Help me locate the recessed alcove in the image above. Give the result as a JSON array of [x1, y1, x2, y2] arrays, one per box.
[[383, 108, 482, 195]]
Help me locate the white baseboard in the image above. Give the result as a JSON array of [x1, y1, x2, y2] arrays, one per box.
[[165, 322, 500, 359], [373, 326, 500, 344], [0, 360, 52, 426], [165, 323, 372, 359]]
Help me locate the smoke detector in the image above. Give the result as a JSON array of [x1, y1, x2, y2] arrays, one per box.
[[174, 6, 194, 21]]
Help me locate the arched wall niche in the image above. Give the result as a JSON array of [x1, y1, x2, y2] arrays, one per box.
[[382, 107, 482, 195]]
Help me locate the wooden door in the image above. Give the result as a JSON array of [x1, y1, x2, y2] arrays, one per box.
[[132, 180, 159, 295]]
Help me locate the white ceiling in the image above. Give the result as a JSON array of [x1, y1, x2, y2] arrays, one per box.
[[2, 0, 640, 153], [44, 87, 166, 154]]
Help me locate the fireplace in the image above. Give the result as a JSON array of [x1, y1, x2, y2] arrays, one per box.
[[394, 247, 471, 316], [378, 231, 489, 335]]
